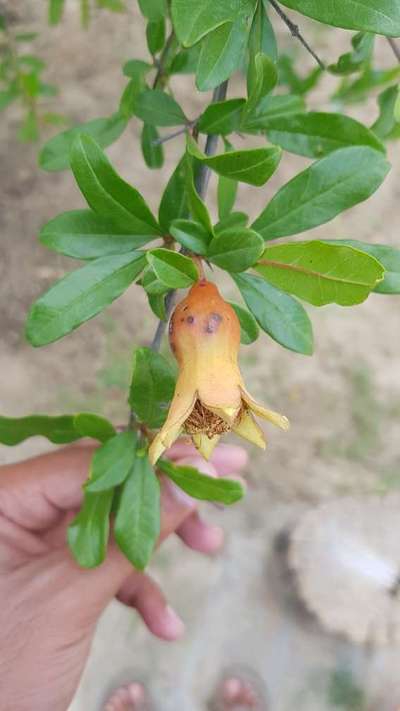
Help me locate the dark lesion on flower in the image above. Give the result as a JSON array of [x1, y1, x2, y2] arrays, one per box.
[[204, 312, 222, 334], [186, 315, 195, 324], [184, 400, 247, 438]]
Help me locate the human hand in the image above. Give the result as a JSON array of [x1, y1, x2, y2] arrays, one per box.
[[0, 440, 247, 711]]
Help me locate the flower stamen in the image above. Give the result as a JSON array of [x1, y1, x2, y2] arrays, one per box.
[[184, 400, 232, 438]]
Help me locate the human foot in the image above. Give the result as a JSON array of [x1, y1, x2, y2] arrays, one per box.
[[209, 667, 268, 710], [104, 682, 150, 711]]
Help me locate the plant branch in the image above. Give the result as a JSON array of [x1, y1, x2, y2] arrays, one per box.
[[267, 0, 325, 70], [387, 37, 400, 63], [148, 80, 229, 354], [152, 31, 175, 89], [152, 123, 194, 145]]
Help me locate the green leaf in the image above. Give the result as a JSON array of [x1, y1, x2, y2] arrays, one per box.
[[170, 219, 211, 255], [187, 136, 281, 187], [158, 459, 245, 504], [252, 147, 390, 240], [0, 88, 18, 112], [122, 59, 152, 79], [208, 228, 264, 272], [147, 292, 167, 320], [129, 347, 176, 428], [70, 134, 161, 236], [277, 55, 322, 95], [0, 414, 80, 446], [68, 489, 114, 568], [141, 124, 164, 169], [250, 1, 278, 61], [233, 272, 313, 355], [141, 267, 170, 295], [228, 301, 259, 344], [147, 248, 198, 288], [134, 89, 187, 126], [196, 10, 255, 91], [335, 66, 400, 104], [49, 0, 65, 25], [18, 110, 39, 142], [185, 154, 213, 232], [214, 211, 248, 234], [40, 209, 155, 259], [85, 431, 137, 492], [169, 45, 201, 74], [394, 87, 400, 123], [264, 112, 385, 159], [146, 18, 165, 55], [246, 53, 278, 114], [255, 240, 384, 306], [197, 98, 246, 135], [278, 0, 400, 36], [371, 85, 399, 139], [158, 156, 189, 232], [114, 453, 160, 570], [217, 175, 237, 220], [39, 114, 127, 172], [73, 412, 116, 442], [171, 0, 256, 46], [241, 94, 306, 131], [324, 239, 400, 294], [138, 0, 166, 21], [26, 252, 146, 346], [328, 32, 374, 75]]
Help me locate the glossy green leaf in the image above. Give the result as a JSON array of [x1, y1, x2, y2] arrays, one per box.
[[196, 8, 255, 91], [158, 157, 189, 232], [70, 134, 161, 236], [265, 112, 385, 158], [141, 267, 170, 295], [209, 228, 264, 272], [114, 453, 160, 570], [197, 99, 245, 135], [324, 239, 400, 294], [187, 136, 281, 186], [85, 431, 137, 492], [185, 154, 213, 232], [250, 1, 278, 61], [68, 489, 114, 568], [242, 94, 306, 131], [394, 87, 400, 123], [129, 347, 176, 428], [228, 301, 259, 344], [147, 292, 167, 320], [371, 85, 399, 139], [40, 209, 155, 259], [141, 124, 164, 169], [169, 45, 201, 74], [26, 252, 146, 346], [119, 79, 146, 120], [335, 66, 400, 103], [138, 0, 166, 21], [246, 53, 278, 113], [170, 219, 211, 255], [0, 414, 80, 446], [39, 114, 127, 172], [279, 0, 400, 36], [255, 240, 384, 306], [134, 89, 187, 126], [233, 272, 313, 355], [73, 412, 116, 442], [49, 0, 65, 24], [328, 32, 374, 75], [147, 248, 198, 288], [171, 0, 256, 46], [252, 147, 390, 241], [158, 459, 245, 504], [122, 59, 152, 79], [146, 18, 165, 55], [217, 174, 237, 220], [214, 211, 248, 234]]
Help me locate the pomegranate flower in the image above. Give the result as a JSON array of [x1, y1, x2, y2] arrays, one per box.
[[149, 279, 289, 464]]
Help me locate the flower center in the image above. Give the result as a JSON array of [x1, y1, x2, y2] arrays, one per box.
[[184, 400, 232, 438]]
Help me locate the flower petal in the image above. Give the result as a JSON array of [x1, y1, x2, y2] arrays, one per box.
[[206, 404, 241, 426], [233, 410, 266, 449], [192, 433, 220, 460], [149, 376, 197, 464], [240, 387, 289, 431]]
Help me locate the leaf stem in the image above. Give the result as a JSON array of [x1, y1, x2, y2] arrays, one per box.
[[267, 0, 325, 70], [387, 37, 400, 63], [152, 31, 175, 89]]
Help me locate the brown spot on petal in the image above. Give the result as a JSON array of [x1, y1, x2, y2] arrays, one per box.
[[204, 312, 222, 334]]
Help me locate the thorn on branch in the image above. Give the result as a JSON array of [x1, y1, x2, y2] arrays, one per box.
[[267, 0, 325, 70]]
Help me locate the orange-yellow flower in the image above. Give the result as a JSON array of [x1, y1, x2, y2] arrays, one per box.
[[149, 279, 289, 464]]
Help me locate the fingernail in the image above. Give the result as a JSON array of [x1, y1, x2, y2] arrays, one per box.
[[164, 605, 185, 638]]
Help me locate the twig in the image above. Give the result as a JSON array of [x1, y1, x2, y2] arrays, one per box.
[[148, 81, 228, 354], [152, 31, 175, 89], [387, 37, 400, 63], [152, 124, 193, 146], [267, 0, 325, 70]]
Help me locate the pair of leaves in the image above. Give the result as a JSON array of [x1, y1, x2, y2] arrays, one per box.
[[0, 412, 115, 446]]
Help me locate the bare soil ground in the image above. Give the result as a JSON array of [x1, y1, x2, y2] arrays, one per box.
[[1, 3, 400, 710]]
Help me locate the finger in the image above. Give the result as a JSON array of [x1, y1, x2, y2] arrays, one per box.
[[116, 573, 185, 641], [0, 446, 96, 532], [177, 511, 224, 554], [167, 441, 249, 475]]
